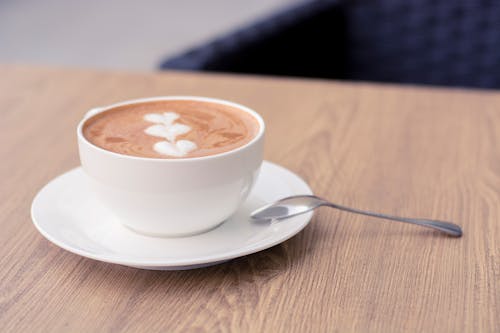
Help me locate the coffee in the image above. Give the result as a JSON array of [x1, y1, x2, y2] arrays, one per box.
[[83, 100, 260, 158]]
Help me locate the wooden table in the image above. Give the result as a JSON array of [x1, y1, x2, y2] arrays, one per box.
[[0, 65, 498, 332]]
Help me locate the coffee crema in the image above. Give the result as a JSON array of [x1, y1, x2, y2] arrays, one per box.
[[82, 100, 260, 159]]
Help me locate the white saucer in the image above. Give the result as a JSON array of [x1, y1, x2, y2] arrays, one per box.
[[31, 161, 313, 270]]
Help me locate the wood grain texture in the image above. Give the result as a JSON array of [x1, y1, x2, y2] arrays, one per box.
[[0, 65, 498, 333]]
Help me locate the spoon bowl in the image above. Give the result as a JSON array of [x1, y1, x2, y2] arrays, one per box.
[[251, 195, 325, 220]]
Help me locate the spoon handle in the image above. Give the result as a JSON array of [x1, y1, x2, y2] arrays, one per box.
[[324, 202, 462, 237]]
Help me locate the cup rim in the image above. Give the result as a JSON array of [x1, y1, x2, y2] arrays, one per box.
[[77, 96, 265, 163]]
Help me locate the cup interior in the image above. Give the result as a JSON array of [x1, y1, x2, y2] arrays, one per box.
[[78, 96, 265, 161]]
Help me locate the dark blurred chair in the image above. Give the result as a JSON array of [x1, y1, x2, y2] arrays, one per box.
[[160, 0, 500, 89]]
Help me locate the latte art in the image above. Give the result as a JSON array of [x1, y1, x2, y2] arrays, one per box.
[[143, 112, 197, 157], [82, 99, 260, 159]]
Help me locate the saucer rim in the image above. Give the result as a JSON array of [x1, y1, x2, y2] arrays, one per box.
[[31, 161, 313, 268]]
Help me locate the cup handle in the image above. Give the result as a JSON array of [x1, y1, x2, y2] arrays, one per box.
[[84, 107, 104, 120]]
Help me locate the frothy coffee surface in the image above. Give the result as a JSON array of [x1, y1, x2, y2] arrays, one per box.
[[82, 100, 260, 158]]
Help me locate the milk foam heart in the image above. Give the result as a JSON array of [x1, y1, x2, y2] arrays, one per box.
[[153, 140, 197, 157], [144, 112, 179, 125], [144, 123, 191, 142], [144, 112, 197, 157]]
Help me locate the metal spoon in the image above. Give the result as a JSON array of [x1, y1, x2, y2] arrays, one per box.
[[251, 195, 462, 237]]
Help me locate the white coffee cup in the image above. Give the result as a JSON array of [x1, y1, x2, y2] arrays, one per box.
[[77, 96, 265, 237]]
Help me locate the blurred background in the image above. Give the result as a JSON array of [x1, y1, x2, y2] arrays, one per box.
[[1, 0, 499, 88], [0, 0, 299, 69]]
